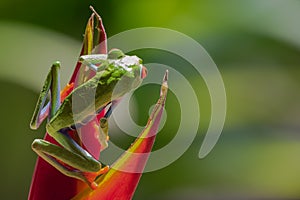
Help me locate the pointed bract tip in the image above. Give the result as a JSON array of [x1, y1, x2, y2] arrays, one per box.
[[89, 6, 100, 17], [162, 70, 168, 89], [163, 70, 168, 83], [89, 5, 95, 12], [160, 70, 168, 99]]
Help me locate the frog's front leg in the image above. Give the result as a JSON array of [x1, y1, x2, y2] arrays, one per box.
[[79, 54, 108, 72]]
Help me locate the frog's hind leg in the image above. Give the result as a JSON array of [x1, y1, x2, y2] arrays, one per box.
[[30, 62, 61, 129]]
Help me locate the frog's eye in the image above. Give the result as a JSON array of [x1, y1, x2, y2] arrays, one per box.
[[141, 66, 147, 79], [108, 48, 125, 59]]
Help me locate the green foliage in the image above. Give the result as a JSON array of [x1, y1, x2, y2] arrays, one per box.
[[1, 1, 300, 199]]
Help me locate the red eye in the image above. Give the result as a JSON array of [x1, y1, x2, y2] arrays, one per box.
[[141, 66, 147, 79]]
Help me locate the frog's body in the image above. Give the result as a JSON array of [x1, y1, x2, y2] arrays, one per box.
[[30, 49, 147, 189]]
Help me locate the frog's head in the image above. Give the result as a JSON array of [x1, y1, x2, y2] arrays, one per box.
[[118, 54, 147, 90], [108, 48, 147, 85], [108, 49, 147, 98]]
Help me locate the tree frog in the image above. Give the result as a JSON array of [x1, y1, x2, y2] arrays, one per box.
[[30, 49, 147, 189]]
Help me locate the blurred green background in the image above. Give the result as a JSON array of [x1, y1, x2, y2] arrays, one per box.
[[1, 0, 300, 199]]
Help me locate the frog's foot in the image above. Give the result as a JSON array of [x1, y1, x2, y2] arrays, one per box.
[[83, 165, 110, 190]]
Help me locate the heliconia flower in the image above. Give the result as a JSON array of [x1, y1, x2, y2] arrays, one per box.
[[28, 6, 168, 200]]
